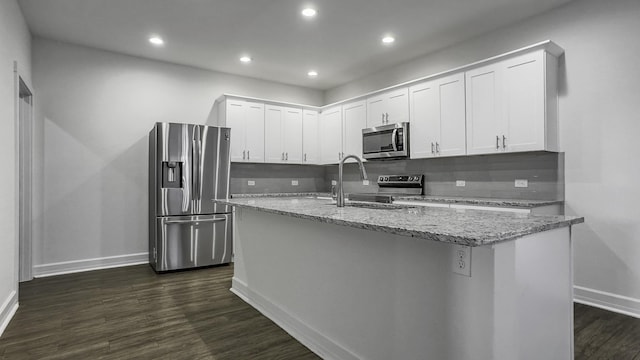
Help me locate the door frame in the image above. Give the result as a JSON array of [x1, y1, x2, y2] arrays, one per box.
[[15, 61, 34, 282]]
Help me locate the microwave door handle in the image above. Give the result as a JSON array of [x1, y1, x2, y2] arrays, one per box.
[[391, 128, 398, 151]]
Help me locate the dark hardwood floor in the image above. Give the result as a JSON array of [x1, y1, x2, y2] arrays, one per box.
[[0, 264, 638, 359]]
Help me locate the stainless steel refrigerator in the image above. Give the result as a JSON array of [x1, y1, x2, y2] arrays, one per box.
[[148, 122, 232, 272]]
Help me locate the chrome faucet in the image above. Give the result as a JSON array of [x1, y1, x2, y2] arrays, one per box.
[[337, 154, 368, 207]]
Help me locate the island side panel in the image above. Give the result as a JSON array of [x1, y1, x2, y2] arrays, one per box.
[[231, 207, 501, 360], [493, 226, 573, 360]]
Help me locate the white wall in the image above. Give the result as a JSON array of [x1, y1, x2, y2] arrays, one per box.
[[31, 38, 323, 275], [326, 0, 640, 316], [0, 0, 31, 334]]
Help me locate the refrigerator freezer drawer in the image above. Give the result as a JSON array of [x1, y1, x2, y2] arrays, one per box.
[[153, 214, 232, 272]]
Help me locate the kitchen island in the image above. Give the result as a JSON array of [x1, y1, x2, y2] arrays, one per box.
[[218, 196, 583, 360]]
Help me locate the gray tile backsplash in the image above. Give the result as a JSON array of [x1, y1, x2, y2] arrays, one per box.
[[230, 163, 326, 194], [231, 151, 564, 201], [326, 152, 564, 200]]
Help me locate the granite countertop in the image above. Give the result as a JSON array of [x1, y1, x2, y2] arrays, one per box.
[[217, 197, 583, 247], [231, 193, 562, 208], [393, 195, 563, 208]]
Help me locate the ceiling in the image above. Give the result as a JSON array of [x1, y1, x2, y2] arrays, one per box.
[[18, 0, 573, 90]]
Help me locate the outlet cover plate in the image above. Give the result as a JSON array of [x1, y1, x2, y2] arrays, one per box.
[[248, 180, 255, 186], [456, 180, 466, 187], [515, 179, 528, 188], [362, 180, 370, 186], [453, 245, 471, 277], [291, 180, 299, 186]]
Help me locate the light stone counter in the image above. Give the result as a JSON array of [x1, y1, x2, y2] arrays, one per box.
[[217, 196, 583, 247]]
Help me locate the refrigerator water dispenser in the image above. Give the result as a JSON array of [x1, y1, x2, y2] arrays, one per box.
[[162, 161, 182, 188]]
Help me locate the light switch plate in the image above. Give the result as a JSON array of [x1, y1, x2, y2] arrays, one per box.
[[456, 180, 466, 187], [248, 180, 255, 186], [515, 179, 528, 188], [291, 180, 299, 186]]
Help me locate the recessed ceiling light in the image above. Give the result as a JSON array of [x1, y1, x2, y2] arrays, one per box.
[[307, 70, 318, 78], [381, 35, 395, 45], [301, 8, 317, 18], [240, 56, 252, 63], [149, 36, 164, 46]]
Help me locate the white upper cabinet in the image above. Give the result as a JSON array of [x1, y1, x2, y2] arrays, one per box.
[[466, 49, 558, 155], [218, 98, 265, 163], [409, 73, 466, 159], [366, 87, 409, 127], [319, 105, 343, 164], [342, 100, 367, 160], [302, 110, 319, 164], [264, 105, 303, 164]]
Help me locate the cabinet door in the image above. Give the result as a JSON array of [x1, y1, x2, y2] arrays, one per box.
[[319, 106, 343, 164], [302, 110, 319, 164], [283, 107, 303, 163], [409, 82, 439, 159], [437, 73, 466, 157], [342, 100, 367, 160], [225, 100, 247, 162], [385, 87, 409, 124], [264, 105, 284, 163], [245, 102, 265, 162], [366, 94, 386, 128], [465, 63, 504, 155], [502, 51, 545, 152]]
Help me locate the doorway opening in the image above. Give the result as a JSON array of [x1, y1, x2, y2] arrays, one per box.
[[18, 77, 33, 282]]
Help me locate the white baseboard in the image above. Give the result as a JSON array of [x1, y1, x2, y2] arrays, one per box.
[[574, 285, 640, 319], [231, 278, 360, 360], [0, 290, 19, 337], [33, 253, 149, 278]]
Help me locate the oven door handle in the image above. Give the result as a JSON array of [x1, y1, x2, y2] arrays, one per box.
[[391, 128, 398, 151], [164, 218, 226, 225]]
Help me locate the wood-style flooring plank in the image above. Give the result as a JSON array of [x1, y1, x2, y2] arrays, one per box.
[[2, 265, 639, 359]]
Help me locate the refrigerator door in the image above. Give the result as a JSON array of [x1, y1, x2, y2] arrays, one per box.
[[154, 214, 233, 272], [154, 123, 231, 216]]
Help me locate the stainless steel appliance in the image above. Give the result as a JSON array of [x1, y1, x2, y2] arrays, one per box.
[[148, 123, 232, 272], [362, 122, 410, 160], [348, 174, 424, 203]]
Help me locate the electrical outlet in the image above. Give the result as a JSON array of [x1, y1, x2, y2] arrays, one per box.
[[362, 180, 370, 186], [331, 180, 337, 186], [247, 180, 255, 186], [452, 245, 471, 277], [515, 179, 528, 188], [291, 180, 299, 186], [456, 180, 466, 187]]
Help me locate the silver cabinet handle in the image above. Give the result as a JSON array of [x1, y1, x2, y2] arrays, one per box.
[[431, 142, 435, 154], [381, 113, 385, 124], [286, 152, 288, 161], [502, 135, 506, 149], [496, 136, 500, 150], [436, 142, 440, 154], [281, 152, 284, 160], [243, 150, 246, 160], [338, 152, 341, 160], [247, 150, 250, 160], [164, 218, 226, 225], [304, 153, 307, 162], [385, 113, 389, 124]]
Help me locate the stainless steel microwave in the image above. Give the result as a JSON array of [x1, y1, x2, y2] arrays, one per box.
[[362, 122, 409, 160]]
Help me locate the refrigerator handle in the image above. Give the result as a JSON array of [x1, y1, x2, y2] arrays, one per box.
[[192, 138, 201, 201]]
